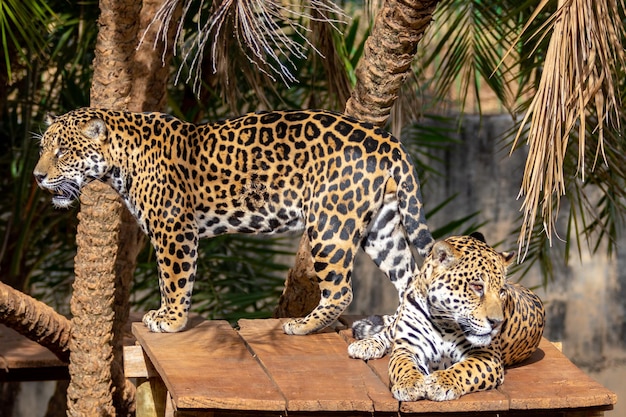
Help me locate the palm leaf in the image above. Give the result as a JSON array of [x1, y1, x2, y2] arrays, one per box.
[[0, 0, 57, 82], [144, 0, 346, 96], [511, 0, 625, 259], [420, 0, 518, 114]]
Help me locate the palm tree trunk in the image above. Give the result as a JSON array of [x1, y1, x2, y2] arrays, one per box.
[[275, 0, 440, 319], [67, 0, 142, 415], [345, 0, 440, 126], [67, 0, 179, 415], [273, 233, 320, 318], [128, 0, 181, 112], [69, 186, 129, 417]]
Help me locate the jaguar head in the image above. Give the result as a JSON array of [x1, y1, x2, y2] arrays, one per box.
[[424, 233, 514, 347], [34, 109, 111, 208]]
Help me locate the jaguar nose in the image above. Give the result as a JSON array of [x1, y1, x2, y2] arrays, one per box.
[[34, 172, 46, 185], [488, 316, 503, 330]]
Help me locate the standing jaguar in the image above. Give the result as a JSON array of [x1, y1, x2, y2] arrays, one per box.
[[348, 232, 545, 401], [34, 108, 434, 334]]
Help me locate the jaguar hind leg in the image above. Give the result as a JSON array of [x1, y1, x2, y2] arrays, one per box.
[[283, 216, 366, 335], [282, 242, 355, 335], [362, 196, 417, 297]]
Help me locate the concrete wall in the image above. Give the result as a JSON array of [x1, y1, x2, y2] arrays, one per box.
[[348, 114, 625, 415]]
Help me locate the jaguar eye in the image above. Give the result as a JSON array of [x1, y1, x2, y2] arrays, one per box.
[[469, 282, 484, 295], [56, 147, 67, 158]]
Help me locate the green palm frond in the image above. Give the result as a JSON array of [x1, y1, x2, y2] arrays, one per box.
[[0, 0, 57, 82], [420, 0, 518, 113]]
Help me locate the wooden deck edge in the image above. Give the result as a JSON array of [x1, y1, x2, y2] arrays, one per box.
[[131, 319, 287, 412], [124, 345, 159, 378]]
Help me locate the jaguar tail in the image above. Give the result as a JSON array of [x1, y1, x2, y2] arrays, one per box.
[[395, 157, 434, 258]]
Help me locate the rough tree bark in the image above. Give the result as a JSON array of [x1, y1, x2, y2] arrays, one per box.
[[273, 235, 320, 318], [345, 0, 440, 125], [128, 0, 180, 112], [0, 281, 71, 362], [67, 0, 142, 415], [275, 0, 440, 319], [67, 0, 179, 415]]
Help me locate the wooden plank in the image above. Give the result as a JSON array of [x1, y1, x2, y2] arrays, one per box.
[[131, 317, 285, 412], [124, 345, 159, 378], [131, 317, 616, 416], [337, 327, 392, 387], [336, 315, 394, 397], [499, 338, 617, 411], [135, 377, 168, 417], [400, 388, 509, 414], [337, 328, 509, 414], [237, 318, 398, 413]]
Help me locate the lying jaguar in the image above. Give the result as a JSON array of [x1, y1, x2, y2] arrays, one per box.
[[348, 233, 545, 401], [34, 108, 434, 334]]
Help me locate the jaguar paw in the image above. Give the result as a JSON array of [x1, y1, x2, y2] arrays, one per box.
[[391, 379, 427, 402], [142, 309, 187, 333], [347, 338, 387, 360], [423, 373, 463, 401], [282, 318, 316, 335]]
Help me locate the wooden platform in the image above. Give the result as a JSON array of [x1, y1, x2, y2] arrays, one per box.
[[126, 317, 617, 417]]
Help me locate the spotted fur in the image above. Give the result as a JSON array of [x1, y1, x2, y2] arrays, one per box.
[[34, 108, 434, 334], [348, 233, 545, 401]]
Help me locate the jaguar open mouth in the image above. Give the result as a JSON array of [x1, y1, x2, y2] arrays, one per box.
[[49, 182, 81, 209], [52, 191, 73, 207]]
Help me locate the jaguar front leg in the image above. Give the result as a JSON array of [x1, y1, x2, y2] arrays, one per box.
[[389, 345, 428, 401], [143, 224, 199, 333], [424, 349, 504, 401]]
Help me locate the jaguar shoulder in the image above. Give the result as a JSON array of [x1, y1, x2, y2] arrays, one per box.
[[348, 232, 545, 401], [34, 108, 434, 334]]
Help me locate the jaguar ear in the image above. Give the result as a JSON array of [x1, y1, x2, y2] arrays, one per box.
[[45, 113, 57, 126], [469, 231, 486, 243], [82, 117, 108, 143], [500, 250, 515, 266], [431, 241, 459, 269]]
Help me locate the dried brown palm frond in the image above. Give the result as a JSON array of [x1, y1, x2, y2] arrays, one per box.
[[512, 0, 625, 259], [308, 12, 352, 107], [142, 0, 346, 96]]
